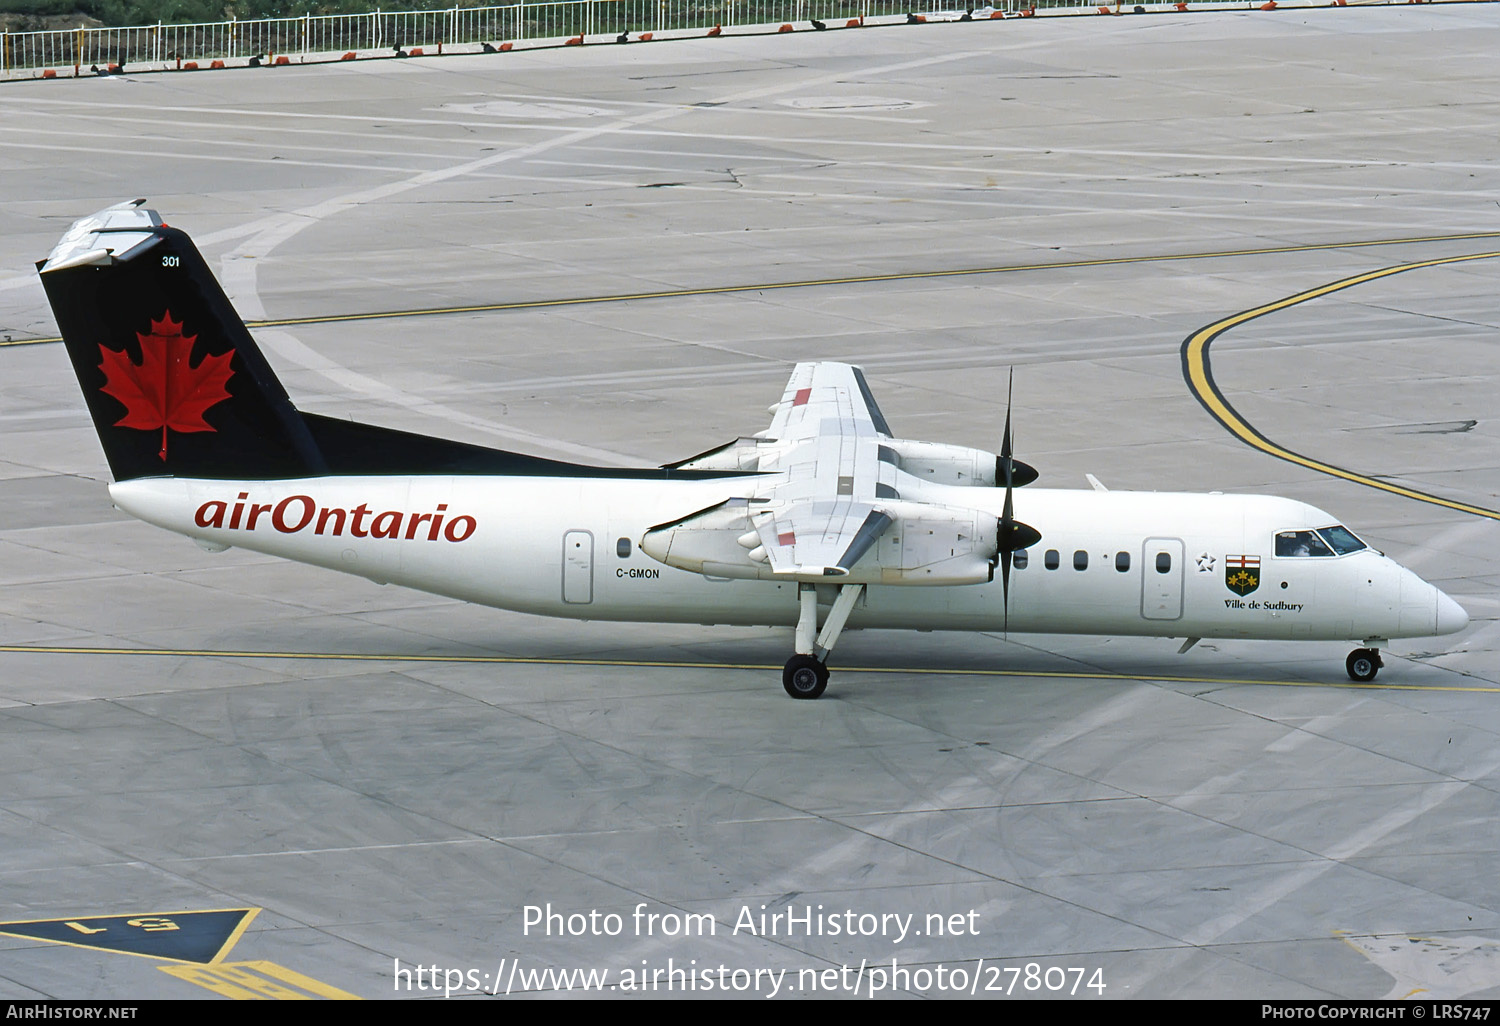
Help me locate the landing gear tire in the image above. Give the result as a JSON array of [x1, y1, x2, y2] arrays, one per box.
[[1346, 648, 1382, 683], [783, 654, 829, 699]]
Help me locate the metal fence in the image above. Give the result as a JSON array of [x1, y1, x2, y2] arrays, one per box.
[[0, 0, 1254, 76]]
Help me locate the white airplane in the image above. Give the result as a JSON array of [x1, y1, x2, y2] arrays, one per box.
[[39, 203, 1469, 698]]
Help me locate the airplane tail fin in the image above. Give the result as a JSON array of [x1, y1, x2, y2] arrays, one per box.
[[38, 202, 328, 482]]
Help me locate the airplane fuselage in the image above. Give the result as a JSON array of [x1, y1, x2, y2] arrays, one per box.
[[112, 475, 1462, 644], [40, 204, 1471, 696]]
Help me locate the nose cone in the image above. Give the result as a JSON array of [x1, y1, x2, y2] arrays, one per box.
[[1436, 589, 1469, 635]]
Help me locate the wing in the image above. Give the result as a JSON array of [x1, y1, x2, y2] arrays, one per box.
[[663, 362, 893, 474], [642, 362, 1000, 586], [649, 364, 897, 580], [752, 364, 898, 576], [764, 362, 893, 444]]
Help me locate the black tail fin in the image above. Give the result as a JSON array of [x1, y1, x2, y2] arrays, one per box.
[[39, 202, 327, 482]]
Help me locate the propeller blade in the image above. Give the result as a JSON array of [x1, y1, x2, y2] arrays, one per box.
[[996, 367, 1041, 638], [997, 368, 1042, 554], [997, 369, 1038, 487], [1001, 369, 1016, 469], [1001, 547, 1012, 633]]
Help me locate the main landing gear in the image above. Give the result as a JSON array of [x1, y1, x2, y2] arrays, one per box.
[[782, 582, 864, 699], [1346, 647, 1384, 683], [783, 654, 828, 699]]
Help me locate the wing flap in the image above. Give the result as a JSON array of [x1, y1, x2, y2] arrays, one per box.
[[753, 501, 893, 577]]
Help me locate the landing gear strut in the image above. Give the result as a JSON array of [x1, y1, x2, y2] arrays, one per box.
[[782, 582, 864, 699], [1346, 647, 1383, 683]]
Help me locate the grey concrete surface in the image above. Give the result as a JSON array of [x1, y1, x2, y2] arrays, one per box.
[[0, 6, 1497, 999]]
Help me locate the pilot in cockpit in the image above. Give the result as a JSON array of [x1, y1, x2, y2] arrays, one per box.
[[1275, 527, 1365, 558]]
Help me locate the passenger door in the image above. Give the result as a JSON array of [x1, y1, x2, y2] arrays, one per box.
[[562, 530, 594, 604], [1141, 537, 1184, 621]]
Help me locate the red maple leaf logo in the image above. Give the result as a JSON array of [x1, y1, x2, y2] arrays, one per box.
[[98, 312, 234, 461]]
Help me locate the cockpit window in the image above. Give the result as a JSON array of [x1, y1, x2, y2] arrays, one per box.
[[1317, 525, 1367, 555], [1275, 530, 1333, 557]]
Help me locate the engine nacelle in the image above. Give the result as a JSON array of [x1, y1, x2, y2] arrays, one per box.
[[860, 505, 997, 585], [640, 499, 763, 579], [880, 439, 997, 487]]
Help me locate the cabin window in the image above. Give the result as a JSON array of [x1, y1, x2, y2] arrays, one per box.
[[616, 537, 632, 558], [1275, 530, 1333, 557], [1073, 550, 1088, 571], [1013, 549, 1029, 569], [1155, 551, 1172, 574], [1115, 551, 1130, 572], [1044, 549, 1060, 570]]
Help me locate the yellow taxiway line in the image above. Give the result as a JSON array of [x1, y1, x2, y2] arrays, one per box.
[[6, 229, 1500, 346], [1180, 249, 1500, 521], [1, 644, 1493, 693]]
